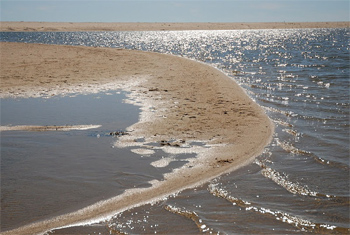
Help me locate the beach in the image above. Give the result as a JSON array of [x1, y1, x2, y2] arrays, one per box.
[[1, 21, 348, 32], [0, 40, 273, 234], [2, 22, 348, 234]]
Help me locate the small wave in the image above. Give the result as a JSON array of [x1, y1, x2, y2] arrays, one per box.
[[263, 106, 296, 117], [312, 154, 350, 171], [276, 139, 311, 155], [106, 224, 127, 235], [164, 205, 217, 233], [272, 119, 293, 128], [208, 183, 348, 233], [208, 183, 252, 207], [256, 161, 350, 204], [276, 139, 350, 171], [282, 128, 301, 137], [259, 165, 318, 197]]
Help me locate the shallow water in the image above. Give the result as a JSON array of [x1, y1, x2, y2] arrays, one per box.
[[1, 92, 194, 231], [1, 92, 139, 229], [1, 28, 349, 233]]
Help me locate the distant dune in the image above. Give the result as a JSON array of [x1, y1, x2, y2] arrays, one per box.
[[1, 21, 349, 32]]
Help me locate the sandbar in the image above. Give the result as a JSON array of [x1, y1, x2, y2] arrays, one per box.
[[0, 125, 101, 132], [1, 21, 348, 32], [0, 42, 273, 234]]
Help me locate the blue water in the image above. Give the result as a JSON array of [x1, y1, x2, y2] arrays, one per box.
[[1, 28, 349, 234]]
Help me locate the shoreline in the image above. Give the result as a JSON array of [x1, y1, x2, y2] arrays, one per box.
[[1, 21, 348, 32], [1, 42, 274, 234]]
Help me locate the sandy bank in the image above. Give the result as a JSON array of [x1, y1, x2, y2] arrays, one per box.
[[1, 42, 273, 234], [1, 21, 348, 32], [0, 125, 101, 132]]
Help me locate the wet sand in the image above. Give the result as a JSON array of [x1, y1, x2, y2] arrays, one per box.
[[0, 42, 273, 234], [1, 21, 348, 32], [0, 125, 101, 132]]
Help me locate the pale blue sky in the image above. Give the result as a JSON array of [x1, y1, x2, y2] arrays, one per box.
[[1, 0, 349, 23]]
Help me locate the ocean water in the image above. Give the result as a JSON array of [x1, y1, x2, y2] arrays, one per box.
[[0, 28, 349, 234]]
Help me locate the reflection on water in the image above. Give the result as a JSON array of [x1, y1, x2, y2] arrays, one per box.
[[1, 92, 139, 229], [1, 28, 349, 233], [1, 92, 136, 128], [1, 91, 198, 231]]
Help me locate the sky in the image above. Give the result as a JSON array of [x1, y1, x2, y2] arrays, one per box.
[[0, 0, 349, 23]]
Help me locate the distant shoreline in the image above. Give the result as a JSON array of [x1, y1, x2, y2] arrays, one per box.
[[1, 21, 348, 32]]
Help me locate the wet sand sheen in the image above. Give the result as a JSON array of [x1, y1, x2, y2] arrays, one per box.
[[0, 42, 273, 234]]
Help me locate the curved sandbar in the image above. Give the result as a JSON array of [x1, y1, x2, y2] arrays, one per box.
[[0, 42, 274, 234]]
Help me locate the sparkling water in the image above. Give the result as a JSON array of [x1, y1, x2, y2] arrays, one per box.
[[1, 28, 349, 233]]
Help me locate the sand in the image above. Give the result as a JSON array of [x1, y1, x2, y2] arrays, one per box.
[[1, 21, 348, 32], [0, 125, 101, 131], [0, 42, 273, 234]]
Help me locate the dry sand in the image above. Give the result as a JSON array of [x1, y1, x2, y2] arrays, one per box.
[[0, 42, 273, 234], [1, 21, 348, 32]]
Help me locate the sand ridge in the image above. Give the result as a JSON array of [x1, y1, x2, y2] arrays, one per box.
[[0, 42, 273, 234], [1, 21, 349, 32], [0, 125, 102, 132]]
